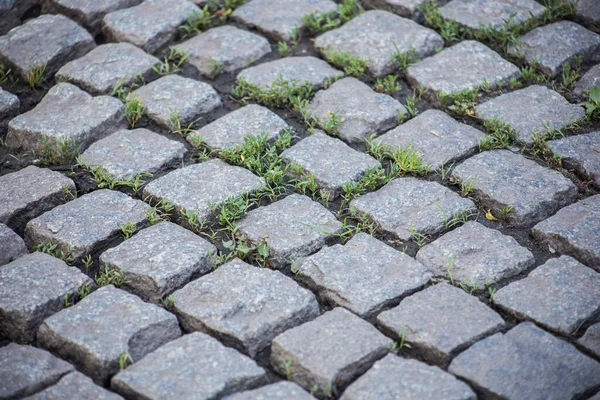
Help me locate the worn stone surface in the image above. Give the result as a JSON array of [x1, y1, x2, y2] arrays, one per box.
[[80, 128, 187, 180], [375, 110, 485, 169], [440, 0, 545, 29], [340, 354, 476, 400], [449, 322, 600, 400], [532, 194, 600, 269], [111, 332, 266, 400], [0, 223, 28, 266], [548, 131, 600, 187], [350, 177, 476, 241], [315, 10, 443, 77], [452, 150, 578, 227], [6, 82, 126, 153], [129, 74, 221, 129], [406, 40, 521, 96], [24, 371, 124, 400], [574, 63, 600, 98], [271, 308, 393, 398], [362, 0, 426, 18], [575, 0, 600, 26], [25, 189, 150, 262], [172, 25, 271, 78], [296, 233, 430, 319], [38, 285, 181, 385], [416, 221, 535, 287], [0, 87, 20, 133], [224, 382, 316, 400], [509, 21, 600, 76], [579, 324, 600, 358], [282, 131, 381, 200], [233, 0, 338, 41], [237, 194, 343, 268], [0, 343, 74, 399], [188, 104, 289, 151], [307, 77, 406, 143], [102, 0, 199, 53], [173, 258, 319, 357]]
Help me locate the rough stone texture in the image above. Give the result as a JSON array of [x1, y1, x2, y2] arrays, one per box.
[[362, 0, 427, 18], [0, 0, 38, 35], [6, 82, 126, 153], [0, 87, 20, 134], [406, 40, 521, 96], [233, 0, 338, 41], [129, 74, 221, 129], [509, 21, 600, 76], [0, 166, 75, 233], [0, 14, 95, 80], [416, 221, 535, 287], [315, 10, 443, 77], [579, 324, 600, 358], [0, 344, 74, 399], [24, 371, 124, 400], [282, 131, 381, 200], [271, 308, 393, 398], [340, 354, 476, 400], [111, 332, 267, 400], [475, 85, 586, 145], [449, 322, 600, 400], [350, 177, 476, 241], [25, 189, 150, 262], [548, 131, 600, 187], [188, 104, 289, 151], [80, 128, 187, 180], [440, 0, 545, 29], [224, 382, 316, 400], [172, 25, 271, 78], [307, 77, 406, 143], [575, 0, 600, 27], [452, 150, 578, 227], [0, 223, 28, 266], [574, 63, 600, 98], [172, 258, 319, 358], [143, 159, 264, 224], [374, 110, 485, 169], [377, 283, 505, 366], [532, 194, 600, 269], [296, 233, 430, 319], [238, 56, 344, 90], [236, 194, 344, 268], [56, 43, 160, 95], [102, 0, 200, 53], [100, 221, 217, 302], [38, 285, 182, 385]]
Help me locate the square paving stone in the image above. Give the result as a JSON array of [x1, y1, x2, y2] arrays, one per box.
[[224, 382, 316, 400], [362, 0, 427, 18], [315, 10, 443, 78], [281, 131, 381, 200], [6, 82, 126, 153], [129, 74, 221, 129], [0, 343, 74, 400], [374, 109, 485, 170], [440, 0, 545, 30], [111, 332, 267, 400], [451, 149, 578, 227], [532, 194, 600, 269], [296, 233, 430, 319], [271, 307, 393, 398], [0, 223, 28, 266], [579, 323, 600, 358], [548, 131, 600, 187], [24, 371, 124, 400], [307, 77, 406, 143], [416, 221, 535, 287], [349, 177, 476, 241], [142, 159, 264, 224], [100, 221, 216, 302], [0, 166, 75, 233], [236, 194, 343, 268], [509, 21, 600, 77], [475, 85, 586, 145], [340, 354, 476, 400], [188, 104, 290, 151], [38, 285, 182, 385], [172, 25, 271, 78], [493, 255, 600, 335], [25, 189, 150, 263], [449, 322, 600, 400], [232, 0, 338, 41], [0, 252, 93, 342], [406, 40, 521, 97], [0, 87, 19, 133], [80, 128, 187, 180], [0, 14, 95, 80], [172, 258, 319, 358], [56, 43, 159, 95], [377, 283, 504, 366], [574, 63, 600, 98], [102, 0, 200, 53]]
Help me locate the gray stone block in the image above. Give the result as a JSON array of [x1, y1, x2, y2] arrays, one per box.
[[440, 0, 545, 30], [0, 0, 38, 35], [575, 0, 600, 26], [111, 332, 266, 400], [224, 382, 316, 400], [579, 323, 600, 358], [548, 131, 600, 187], [362, 0, 427, 18], [0, 222, 28, 266], [24, 371, 124, 400], [0, 87, 19, 133], [574, 63, 600, 98]]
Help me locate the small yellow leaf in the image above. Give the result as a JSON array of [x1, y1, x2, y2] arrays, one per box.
[[485, 209, 498, 221]]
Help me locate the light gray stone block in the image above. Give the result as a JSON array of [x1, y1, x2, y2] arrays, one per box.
[[574, 63, 600, 98], [548, 131, 600, 188], [362, 0, 427, 18], [224, 382, 316, 400], [440, 0, 545, 29], [24, 371, 124, 400], [0, 223, 28, 266], [579, 323, 600, 358]]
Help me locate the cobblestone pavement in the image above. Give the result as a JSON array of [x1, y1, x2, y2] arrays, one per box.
[[1, 0, 600, 399]]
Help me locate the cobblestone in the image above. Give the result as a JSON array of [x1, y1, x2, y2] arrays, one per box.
[[575, 0, 600, 27], [0, 223, 28, 266], [574, 63, 600, 98], [0, 88, 19, 133], [548, 131, 600, 188], [361, 0, 426, 18], [224, 382, 316, 400], [440, 0, 545, 30], [24, 371, 124, 400], [579, 324, 600, 358]]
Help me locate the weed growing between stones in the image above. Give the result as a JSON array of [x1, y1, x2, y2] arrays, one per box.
[[321, 47, 368, 77], [34, 135, 79, 167], [152, 48, 189, 76], [26, 62, 47, 89], [95, 265, 126, 287], [404, 87, 423, 117], [278, 27, 301, 56], [391, 45, 419, 73], [167, 109, 200, 138], [321, 111, 344, 135], [302, 0, 363, 35], [560, 56, 582, 91], [438, 88, 480, 118], [178, 0, 246, 39], [144, 197, 175, 225], [478, 117, 517, 151], [79, 283, 91, 299], [80, 162, 153, 193], [0, 63, 13, 85], [118, 221, 137, 240], [82, 255, 93, 272], [374, 75, 402, 94], [584, 87, 600, 120], [112, 74, 146, 102], [233, 76, 313, 108], [123, 97, 144, 128], [119, 351, 133, 370], [34, 242, 74, 264]]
